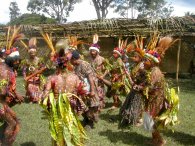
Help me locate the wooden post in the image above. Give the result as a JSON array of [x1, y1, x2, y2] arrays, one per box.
[[176, 38, 181, 83]]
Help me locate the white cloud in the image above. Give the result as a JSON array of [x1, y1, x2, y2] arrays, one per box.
[[171, 5, 195, 16]]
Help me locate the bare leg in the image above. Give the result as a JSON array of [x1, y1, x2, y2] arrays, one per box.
[[111, 95, 121, 109], [152, 130, 166, 146], [2, 106, 19, 146]]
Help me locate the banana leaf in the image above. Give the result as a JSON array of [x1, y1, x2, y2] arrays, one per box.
[[156, 87, 179, 130], [40, 92, 87, 146]]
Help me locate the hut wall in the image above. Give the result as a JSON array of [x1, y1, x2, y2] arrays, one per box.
[[160, 36, 194, 73], [100, 37, 194, 73], [16, 36, 194, 74]]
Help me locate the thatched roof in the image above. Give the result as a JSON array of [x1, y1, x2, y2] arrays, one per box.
[[0, 16, 195, 39]]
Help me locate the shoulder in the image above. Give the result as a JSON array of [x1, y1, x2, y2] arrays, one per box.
[[97, 55, 105, 62], [80, 60, 91, 68]]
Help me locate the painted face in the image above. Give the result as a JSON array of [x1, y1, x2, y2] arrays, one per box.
[[13, 59, 20, 70], [143, 59, 153, 69], [113, 52, 119, 58], [90, 50, 98, 58], [29, 48, 37, 57]]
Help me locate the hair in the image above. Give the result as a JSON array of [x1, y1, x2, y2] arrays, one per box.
[[71, 50, 80, 60], [5, 56, 20, 68], [58, 48, 65, 57]]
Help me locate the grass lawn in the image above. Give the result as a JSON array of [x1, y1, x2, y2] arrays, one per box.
[[12, 77, 195, 146]]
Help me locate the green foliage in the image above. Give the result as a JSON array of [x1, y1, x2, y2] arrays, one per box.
[[111, 0, 138, 18], [137, 0, 174, 19], [9, 1, 21, 22], [8, 13, 56, 25], [0, 79, 8, 93], [27, 0, 82, 23], [112, 0, 174, 19], [40, 93, 87, 146], [185, 11, 195, 16], [157, 87, 180, 130]]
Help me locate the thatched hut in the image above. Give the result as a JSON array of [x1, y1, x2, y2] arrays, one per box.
[[0, 16, 195, 75]]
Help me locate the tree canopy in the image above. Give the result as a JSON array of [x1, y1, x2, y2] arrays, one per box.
[[112, 0, 173, 19], [27, 0, 81, 23], [8, 13, 56, 25], [9, 1, 21, 22]]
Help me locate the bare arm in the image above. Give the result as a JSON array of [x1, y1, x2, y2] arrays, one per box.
[[88, 73, 96, 96], [97, 75, 111, 86], [41, 77, 52, 99]]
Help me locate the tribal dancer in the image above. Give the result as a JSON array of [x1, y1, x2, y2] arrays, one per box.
[[22, 38, 45, 103], [89, 34, 106, 109], [142, 36, 179, 146], [0, 47, 23, 146], [70, 50, 100, 129], [119, 47, 145, 126], [40, 40, 87, 145], [120, 35, 179, 145], [108, 39, 131, 109]]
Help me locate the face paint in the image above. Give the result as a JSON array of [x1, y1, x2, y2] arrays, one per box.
[[90, 50, 98, 58]]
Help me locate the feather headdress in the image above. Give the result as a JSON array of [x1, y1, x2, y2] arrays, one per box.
[[89, 34, 100, 52], [6, 26, 24, 51], [28, 37, 37, 49], [5, 26, 23, 58], [144, 34, 174, 63], [40, 32, 55, 54], [113, 38, 128, 56], [155, 36, 173, 57], [126, 35, 145, 57], [68, 36, 85, 50]]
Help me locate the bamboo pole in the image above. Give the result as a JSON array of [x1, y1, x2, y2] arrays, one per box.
[[176, 38, 181, 83]]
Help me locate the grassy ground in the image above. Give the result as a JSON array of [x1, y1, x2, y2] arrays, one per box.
[[11, 77, 195, 146]]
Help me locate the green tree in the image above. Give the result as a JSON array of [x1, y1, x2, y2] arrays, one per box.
[[27, 0, 81, 23], [9, 1, 21, 22], [112, 0, 173, 19], [185, 11, 195, 16], [111, 0, 139, 18], [8, 13, 56, 25], [91, 0, 115, 19], [137, 0, 173, 19]]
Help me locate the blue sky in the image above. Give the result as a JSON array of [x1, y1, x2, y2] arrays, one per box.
[[0, 0, 195, 24]]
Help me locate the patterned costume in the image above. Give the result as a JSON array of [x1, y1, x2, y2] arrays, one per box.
[[0, 47, 23, 146], [74, 60, 99, 106], [22, 38, 45, 102], [41, 47, 87, 146], [122, 35, 179, 146], [120, 61, 145, 126], [108, 45, 131, 109], [63, 72, 87, 115], [71, 50, 100, 128], [89, 34, 106, 109]]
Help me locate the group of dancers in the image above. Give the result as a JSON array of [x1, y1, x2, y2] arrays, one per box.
[[0, 26, 179, 146]]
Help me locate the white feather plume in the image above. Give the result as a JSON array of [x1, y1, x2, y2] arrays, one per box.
[[93, 34, 99, 44]]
